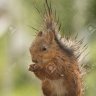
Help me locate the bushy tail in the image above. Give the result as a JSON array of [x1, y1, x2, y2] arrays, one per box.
[[42, 0, 88, 76]]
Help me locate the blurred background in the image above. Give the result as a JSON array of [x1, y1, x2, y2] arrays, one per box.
[[0, 0, 96, 96]]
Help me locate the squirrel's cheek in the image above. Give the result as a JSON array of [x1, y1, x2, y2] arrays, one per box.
[[43, 51, 56, 58]]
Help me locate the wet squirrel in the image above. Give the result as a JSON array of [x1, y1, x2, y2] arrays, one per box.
[[29, 0, 87, 96]]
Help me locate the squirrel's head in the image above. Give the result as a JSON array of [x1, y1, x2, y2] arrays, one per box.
[[30, 30, 59, 64], [29, 0, 62, 64], [29, 0, 73, 64], [29, 0, 87, 67]]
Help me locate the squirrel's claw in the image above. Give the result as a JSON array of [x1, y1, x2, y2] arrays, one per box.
[[29, 64, 40, 72]]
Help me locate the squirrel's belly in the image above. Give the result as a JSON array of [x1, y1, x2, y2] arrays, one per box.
[[50, 79, 67, 96]]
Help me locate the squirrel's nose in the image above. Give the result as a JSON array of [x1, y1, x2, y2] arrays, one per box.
[[32, 58, 38, 63]]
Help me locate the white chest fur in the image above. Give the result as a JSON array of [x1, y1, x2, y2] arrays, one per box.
[[49, 79, 67, 96]]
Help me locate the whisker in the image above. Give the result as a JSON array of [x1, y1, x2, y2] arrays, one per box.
[[27, 25, 40, 32], [33, 4, 43, 19], [34, 5, 40, 14]]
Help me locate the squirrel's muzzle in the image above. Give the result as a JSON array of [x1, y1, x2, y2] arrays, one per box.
[[32, 58, 38, 63]]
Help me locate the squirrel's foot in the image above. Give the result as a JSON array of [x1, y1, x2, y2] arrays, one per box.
[[29, 64, 41, 72]]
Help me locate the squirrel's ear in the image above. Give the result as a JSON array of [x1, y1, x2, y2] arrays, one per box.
[[47, 31, 55, 42]]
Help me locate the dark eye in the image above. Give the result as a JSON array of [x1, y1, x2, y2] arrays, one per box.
[[42, 47, 47, 51]]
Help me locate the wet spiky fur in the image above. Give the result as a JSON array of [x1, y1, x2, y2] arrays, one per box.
[[29, 0, 88, 96], [42, 0, 87, 74]]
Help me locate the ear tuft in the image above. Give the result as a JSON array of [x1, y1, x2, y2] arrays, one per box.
[[47, 31, 55, 42]]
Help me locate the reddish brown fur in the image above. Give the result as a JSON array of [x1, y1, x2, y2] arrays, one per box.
[[29, 31, 83, 96], [29, 0, 84, 96]]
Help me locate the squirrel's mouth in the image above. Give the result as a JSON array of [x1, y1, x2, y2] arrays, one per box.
[[33, 60, 38, 63], [32, 58, 38, 64]]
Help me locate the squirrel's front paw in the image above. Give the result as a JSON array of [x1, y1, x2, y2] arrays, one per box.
[[29, 64, 40, 72]]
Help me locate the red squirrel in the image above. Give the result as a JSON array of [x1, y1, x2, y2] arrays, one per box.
[[29, 0, 87, 96]]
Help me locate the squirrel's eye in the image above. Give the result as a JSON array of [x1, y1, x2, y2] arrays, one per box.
[[41, 46, 47, 51], [41, 44, 48, 51], [42, 46, 47, 51]]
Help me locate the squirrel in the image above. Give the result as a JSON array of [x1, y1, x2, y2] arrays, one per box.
[[29, 0, 87, 96]]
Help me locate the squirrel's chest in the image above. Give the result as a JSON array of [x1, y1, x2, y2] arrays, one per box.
[[50, 79, 67, 96]]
